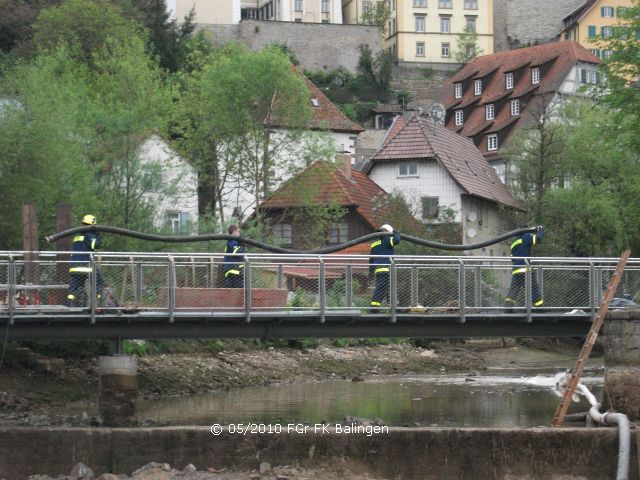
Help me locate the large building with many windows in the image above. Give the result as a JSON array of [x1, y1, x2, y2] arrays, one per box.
[[382, 0, 494, 67], [437, 41, 600, 182], [559, 0, 635, 60], [169, 0, 343, 24]]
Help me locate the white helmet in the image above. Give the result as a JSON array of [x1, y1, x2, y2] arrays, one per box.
[[379, 224, 393, 233]]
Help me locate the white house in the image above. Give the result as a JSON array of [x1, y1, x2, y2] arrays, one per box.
[[138, 133, 199, 233], [364, 115, 521, 256]]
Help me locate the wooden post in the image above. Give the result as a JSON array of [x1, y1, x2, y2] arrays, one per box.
[[21, 204, 39, 286]]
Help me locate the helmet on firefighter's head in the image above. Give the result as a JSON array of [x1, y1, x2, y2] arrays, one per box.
[[378, 224, 393, 233], [82, 214, 97, 225]]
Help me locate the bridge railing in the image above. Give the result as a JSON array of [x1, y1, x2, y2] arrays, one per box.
[[0, 252, 638, 318]]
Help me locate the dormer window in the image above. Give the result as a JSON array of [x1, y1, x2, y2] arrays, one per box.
[[487, 133, 498, 151], [505, 72, 514, 90], [485, 104, 495, 120], [454, 82, 462, 99], [311, 97, 320, 107], [510, 99, 520, 116], [455, 109, 464, 126], [474, 79, 482, 95], [531, 67, 541, 84]]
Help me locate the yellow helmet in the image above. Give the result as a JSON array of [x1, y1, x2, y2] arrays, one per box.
[[82, 214, 96, 225]]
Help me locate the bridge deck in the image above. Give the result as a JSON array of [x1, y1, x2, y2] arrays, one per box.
[[1, 251, 637, 340]]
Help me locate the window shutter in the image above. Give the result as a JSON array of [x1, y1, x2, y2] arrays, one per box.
[[601, 26, 605, 36], [580, 69, 586, 83], [601, 6, 605, 16], [588, 25, 596, 38]]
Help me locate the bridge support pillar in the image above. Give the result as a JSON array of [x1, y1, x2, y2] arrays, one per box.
[[603, 308, 640, 421], [98, 355, 137, 427]]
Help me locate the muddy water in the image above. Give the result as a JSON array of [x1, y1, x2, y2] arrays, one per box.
[[138, 368, 603, 428]]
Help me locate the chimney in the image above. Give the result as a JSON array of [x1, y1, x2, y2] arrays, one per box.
[[337, 153, 352, 178]]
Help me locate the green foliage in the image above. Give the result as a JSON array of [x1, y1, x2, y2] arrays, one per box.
[[269, 42, 299, 66], [396, 90, 412, 106], [175, 44, 317, 222], [418, 66, 434, 79], [455, 25, 483, 65], [304, 47, 391, 125]]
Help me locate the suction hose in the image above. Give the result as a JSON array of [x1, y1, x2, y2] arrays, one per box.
[[45, 226, 537, 253], [576, 384, 631, 480]]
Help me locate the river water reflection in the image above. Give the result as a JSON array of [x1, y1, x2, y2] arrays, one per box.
[[138, 369, 603, 428]]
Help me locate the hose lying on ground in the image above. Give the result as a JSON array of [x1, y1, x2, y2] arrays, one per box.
[[46, 225, 537, 254]]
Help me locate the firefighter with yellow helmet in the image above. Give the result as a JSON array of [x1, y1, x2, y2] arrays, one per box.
[[66, 214, 104, 307]]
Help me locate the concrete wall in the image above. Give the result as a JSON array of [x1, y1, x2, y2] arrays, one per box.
[[493, 0, 585, 51], [199, 20, 383, 72], [0, 427, 636, 479]]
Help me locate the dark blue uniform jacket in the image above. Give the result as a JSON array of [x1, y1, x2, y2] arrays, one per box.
[[369, 232, 401, 272]]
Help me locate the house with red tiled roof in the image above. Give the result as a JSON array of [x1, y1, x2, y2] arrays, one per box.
[[364, 115, 520, 256], [256, 155, 394, 250], [437, 40, 600, 182]]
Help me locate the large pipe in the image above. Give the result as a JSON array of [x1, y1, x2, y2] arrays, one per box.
[[576, 384, 631, 480], [45, 226, 538, 254]]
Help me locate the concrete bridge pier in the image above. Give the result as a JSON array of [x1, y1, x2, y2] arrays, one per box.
[[603, 308, 640, 420], [98, 355, 137, 427]]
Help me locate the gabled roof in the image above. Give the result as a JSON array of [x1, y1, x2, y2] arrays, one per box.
[[562, 0, 598, 30], [257, 160, 388, 229], [302, 74, 364, 134], [438, 41, 600, 157], [365, 116, 520, 209]]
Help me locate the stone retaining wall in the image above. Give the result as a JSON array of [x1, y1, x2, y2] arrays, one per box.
[[0, 427, 637, 479]]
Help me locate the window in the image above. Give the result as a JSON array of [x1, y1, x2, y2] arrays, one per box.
[[294, 0, 303, 11], [272, 223, 292, 245], [487, 134, 498, 151], [589, 48, 600, 58], [531, 67, 540, 84], [602, 26, 613, 38], [441, 42, 450, 57], [329, 223, 348, 244], [363, 0, 372, 12], [601, 6, 615, 17], [505, 72, 514, 89], [399, 162, 418, 176], [413, 0, 427, 7], [440, 16, 450, 32], [474, 79, 482, 95], [421, 196, 439, 219], [465, 17, 477, 32], [242, 8, 257, 19], [321, 0, 329, 12], [438, 0, 452, 8], [166, 212, 191, 234], [416, 42, 425, 57], [455, 109, 464, 126], [141, 163, 163, 192], [464, 0, 478, 8], [581, 68, 599, 84], [617, 7, 628, 16], [454, 82, 462, 98], [603, 49, 613, 59], [485, 104, 495, 120], [415, 15, 425, 32], [295, 18, 302, 22], [310, 97, 320, 107], [510, 99, 520, 116]]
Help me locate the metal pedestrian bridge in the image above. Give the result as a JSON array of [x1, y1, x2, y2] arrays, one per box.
[[1, 252, 638, 341]]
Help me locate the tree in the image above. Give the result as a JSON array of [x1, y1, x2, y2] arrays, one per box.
[[455, 25, 482, 65], [176, 44, 339, 226], [502, 95, 567, 221], [0, 0, 179, 249], [0, 49, 94, 249], [0, 0, 59, 58]]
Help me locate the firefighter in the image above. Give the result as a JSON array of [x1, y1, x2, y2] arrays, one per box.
[[369, 224, 401, 311], [504, 225, 545, 311], [223, 224, 246, 288], [66, 214, 104, 307]]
